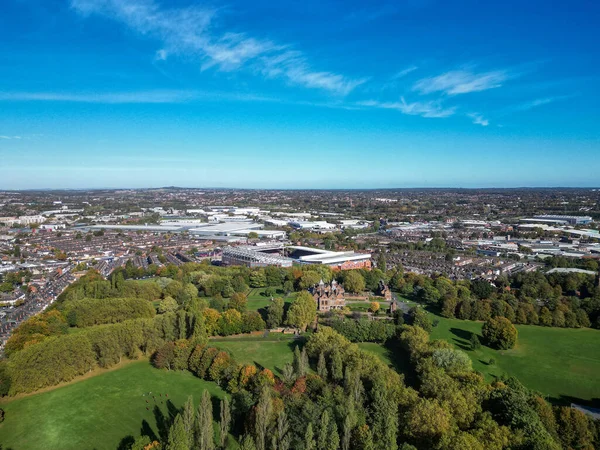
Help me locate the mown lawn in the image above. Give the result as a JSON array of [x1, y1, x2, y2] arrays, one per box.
[[245, 287, 296, 311], [357, 342, 393, 366], [211, 334, 300, 375], [0, 360, 227, 450], [428, 314, 600, 404]]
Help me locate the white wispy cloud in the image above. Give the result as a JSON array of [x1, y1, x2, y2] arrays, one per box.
[[0, 90, 199, 103], [0, 135, 22, 140], [467, 113, 489, 126], [358, 97, 456, 118], [392, 66, 418, 79], [0, 90, 278, 104], [514, 95, 574, 111], [154, 49, 168, 61], [259, 50, 368, 96], [70, 0, 365, 95], [413, 69, 508, 95]]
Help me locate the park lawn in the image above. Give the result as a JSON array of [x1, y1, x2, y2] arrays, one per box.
[[0, 360, 227, 450], [245, 288, 296, 311], [357, 342, 393, 366], [429, 314, 600, 404], [211, 335, 299, 375]]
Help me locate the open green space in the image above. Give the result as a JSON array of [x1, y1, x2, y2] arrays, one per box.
[[211, 334, 299, 375], [428, 314, 600, 404], [357, 342, 393, 366], [245, 287, 296, 311], [0, 360, 227, 450]]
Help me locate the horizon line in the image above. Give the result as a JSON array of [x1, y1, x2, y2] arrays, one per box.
[[1, 185, 599, 192]]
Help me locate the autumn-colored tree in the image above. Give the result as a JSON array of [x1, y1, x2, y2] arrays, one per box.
[[203, 308, 222, 336], [208, 351, 232, 383], [368, 301, 380, 314]]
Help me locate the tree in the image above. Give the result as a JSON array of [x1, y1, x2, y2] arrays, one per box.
[[482, 317, 518, 350], [239, 435, 257, 450], [276, 410, 291, 450], [299, 271, 321, 290], [281, 363, 295, 386], [371, 381, 398, 450], [283, 280, 294, 295], [249, 270, 267, 288], [376, 254, 387, 272], [304, 423, 315, 450], [327, 422, 340, 450], [471, 279, 494, 299], [342, 414, 352, 450], [344, 271, 366, 294], [470, 333, 481, 350], [195, 390, 214, 450], [318, 410, 331, 450], [131, 436, 155, 450], [286, 292, 317, 331], [329, 347, 343, 381], [182, 396, 195, 446], [539, 307, 553, 326], [254, 387, 272, 450], [368, 301, 380, 314], [404, 398, 451, 446], [317, 352, 328, 379], [431, 348, 472, 372], [266, 297, 284, 328], [219, 397, 231, 449], [218, 309, 243, 336], [159, 296, 179, 314], [293, 345, 306, 377], [441, 297, 458, 318], [555, 406, 594, 450], [228, 292, 247, 312], [408, 307, 432, 332], [167, 414, 188, 450]]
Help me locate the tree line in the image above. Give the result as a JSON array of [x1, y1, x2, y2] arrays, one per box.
[[133, 324, 600, 450]]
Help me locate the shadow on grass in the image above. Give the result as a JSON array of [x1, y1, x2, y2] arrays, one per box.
[[550, 394, 600, 409], [117, 436, 135, 450], [382, 339, 416, 386], [449, 327, 477, 351], [141, 419, 159, 442], [153, 405, 171, 443]]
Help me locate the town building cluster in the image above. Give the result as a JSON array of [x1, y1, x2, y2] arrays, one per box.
[[1, 187, 598, 350]]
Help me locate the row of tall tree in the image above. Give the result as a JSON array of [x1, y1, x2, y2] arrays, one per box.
[[144, 324, 600, 450]]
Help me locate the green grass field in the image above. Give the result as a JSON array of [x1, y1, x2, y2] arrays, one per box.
[[357, 342, 393, 365], [0, 360, 227, 450], [211, 334, 300, 375], [245, 288, 296, 311], [428, 314, 600, 404]]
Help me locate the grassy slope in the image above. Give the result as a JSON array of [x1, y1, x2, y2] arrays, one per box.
[[210, 335, 299, 375], [0, 360, 226, 450], [429, 314, 600, 404], [357, 342, 393, 366], [245, 288, 296, 311]]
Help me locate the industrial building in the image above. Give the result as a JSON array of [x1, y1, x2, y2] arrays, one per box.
[[526, 215, 593, 225], [289, 221, 336, 231]]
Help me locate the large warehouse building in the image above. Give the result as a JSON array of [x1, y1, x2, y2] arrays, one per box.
[[526, 215, 593, 225]]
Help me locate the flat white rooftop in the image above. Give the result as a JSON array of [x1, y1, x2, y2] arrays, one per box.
[[287, 246, 371, 264]]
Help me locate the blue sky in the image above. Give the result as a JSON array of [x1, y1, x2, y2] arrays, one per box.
[[1, 0, 599, 189]]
